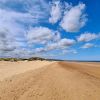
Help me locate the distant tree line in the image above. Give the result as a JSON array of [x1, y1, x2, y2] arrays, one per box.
[[0, 57, 64, 62]]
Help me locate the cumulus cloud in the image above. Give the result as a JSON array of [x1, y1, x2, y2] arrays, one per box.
[[46, 38, 75, 50], [0, 0, 89, 58], [81, 43, 94, 49], [35, 38, 75, 53], [27, 27, 61, 45], [0, 0, 50, 57], [60, 3, 87, 32], [49, 1, 62, 24], [77, 32, 98, 42], [0, 29, 16, 52], [62, 49, 77, 54], [0, 48, 34, 58]]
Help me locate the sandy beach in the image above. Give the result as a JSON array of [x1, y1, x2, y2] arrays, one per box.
[[0, 61, 100, 100], [0, 61, 53, 81]]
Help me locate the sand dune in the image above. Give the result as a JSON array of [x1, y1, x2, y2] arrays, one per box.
[[0, 61, 100, 100]]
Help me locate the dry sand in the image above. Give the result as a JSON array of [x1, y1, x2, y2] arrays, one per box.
[[0, 61, 100, 100], [0, 61, 53, 81]]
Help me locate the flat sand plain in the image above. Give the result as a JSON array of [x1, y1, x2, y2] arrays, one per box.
[[0, 61, 100, 100]]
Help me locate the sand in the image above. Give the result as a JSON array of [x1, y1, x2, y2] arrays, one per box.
[[0, 61, 100, 100], [0, 61, 53, 81]]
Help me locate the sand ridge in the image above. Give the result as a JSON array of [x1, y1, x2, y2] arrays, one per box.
[[0, 61, 100, 100]]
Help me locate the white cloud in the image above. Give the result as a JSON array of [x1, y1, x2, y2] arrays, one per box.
[[0, 0, 49, 34], [81, 43, 94, 49], [0, 48, 34, 58], [35, 47, 46, 53], [47, 38, 75, 50], [35, 38, 75, 53], [49, 1, 62, 24], [62, 49, 77, 54], [0, 9, 34, 36], [60, 3, 87, 32], [0, 0, 49, 36], [0, 0, 92, 58], [77, 32, 98, 42], [58, 38, 75, 46], [0, 0, 50, 57], [27, 27, 61, 45], [0, 8, 31, 56], [0, 28, 21, 52]]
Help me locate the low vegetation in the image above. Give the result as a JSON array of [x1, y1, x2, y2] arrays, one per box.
[[0, 57, 47, 62], [0, 57, 64, 62]]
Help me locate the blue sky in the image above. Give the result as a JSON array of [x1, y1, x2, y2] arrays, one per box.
[[0, 0, 100, 60]]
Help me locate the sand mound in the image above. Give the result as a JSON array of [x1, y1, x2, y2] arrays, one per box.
[[0, 61, 100, 100]]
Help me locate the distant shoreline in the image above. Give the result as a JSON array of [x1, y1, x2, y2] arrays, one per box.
[[0, 57, 100, 62]]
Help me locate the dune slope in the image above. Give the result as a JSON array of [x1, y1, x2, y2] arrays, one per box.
[[0, 62, 100, 100]]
